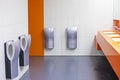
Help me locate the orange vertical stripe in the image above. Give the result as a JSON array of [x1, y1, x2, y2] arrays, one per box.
[[28, 0, 44, 56]]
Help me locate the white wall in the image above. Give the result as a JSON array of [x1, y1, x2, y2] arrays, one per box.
[[44, 0, 113, 55], [0, 0, 28, 79], [113, 0, 120, 19]]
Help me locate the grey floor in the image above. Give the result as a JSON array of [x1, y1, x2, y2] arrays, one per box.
[[21, 56, 118, 80]]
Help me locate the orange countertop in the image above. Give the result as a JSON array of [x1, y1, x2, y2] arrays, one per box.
[[95, 30, 120, 79]]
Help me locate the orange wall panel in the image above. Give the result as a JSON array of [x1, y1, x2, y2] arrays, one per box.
[[28, 0, 44, 56]]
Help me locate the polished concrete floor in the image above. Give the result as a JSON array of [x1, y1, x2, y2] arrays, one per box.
[[21, 56, 118, 80]]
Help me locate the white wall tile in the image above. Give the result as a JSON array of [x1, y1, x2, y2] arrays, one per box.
[[0, 0, 28, 26], [113, 0, 120, 19], [44, 0, 113, 55], [0, 0, 28, 79]]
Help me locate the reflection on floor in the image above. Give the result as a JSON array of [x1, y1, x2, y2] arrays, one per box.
[[21, 56, 118, 80]]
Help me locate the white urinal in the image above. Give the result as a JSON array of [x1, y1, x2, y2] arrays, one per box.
[[19, 34, 31, 66], [4, 40, 20, 79]]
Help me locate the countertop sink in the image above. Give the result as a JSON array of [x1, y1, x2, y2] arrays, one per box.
[[112, 38, 120, 42], [103, 31, 116, 34], [107, 34, 120, 37]]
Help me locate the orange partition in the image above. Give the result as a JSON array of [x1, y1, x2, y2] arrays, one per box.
[[95, 30, 120, 79], [28, 0, 44, 56]]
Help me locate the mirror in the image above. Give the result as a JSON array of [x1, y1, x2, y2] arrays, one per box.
[[113, 0, 120, 19]]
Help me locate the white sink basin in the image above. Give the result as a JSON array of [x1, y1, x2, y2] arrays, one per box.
[[112, 38, 120, 42], [107, 34, 120, 37], [104, 31, 116, 34]]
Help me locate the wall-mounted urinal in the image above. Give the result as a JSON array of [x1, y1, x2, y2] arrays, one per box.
[[4, 40, 20, 79], [19, 34, 31, 66], [66, 27, 77, 49], [44, 27, 54, 49]]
